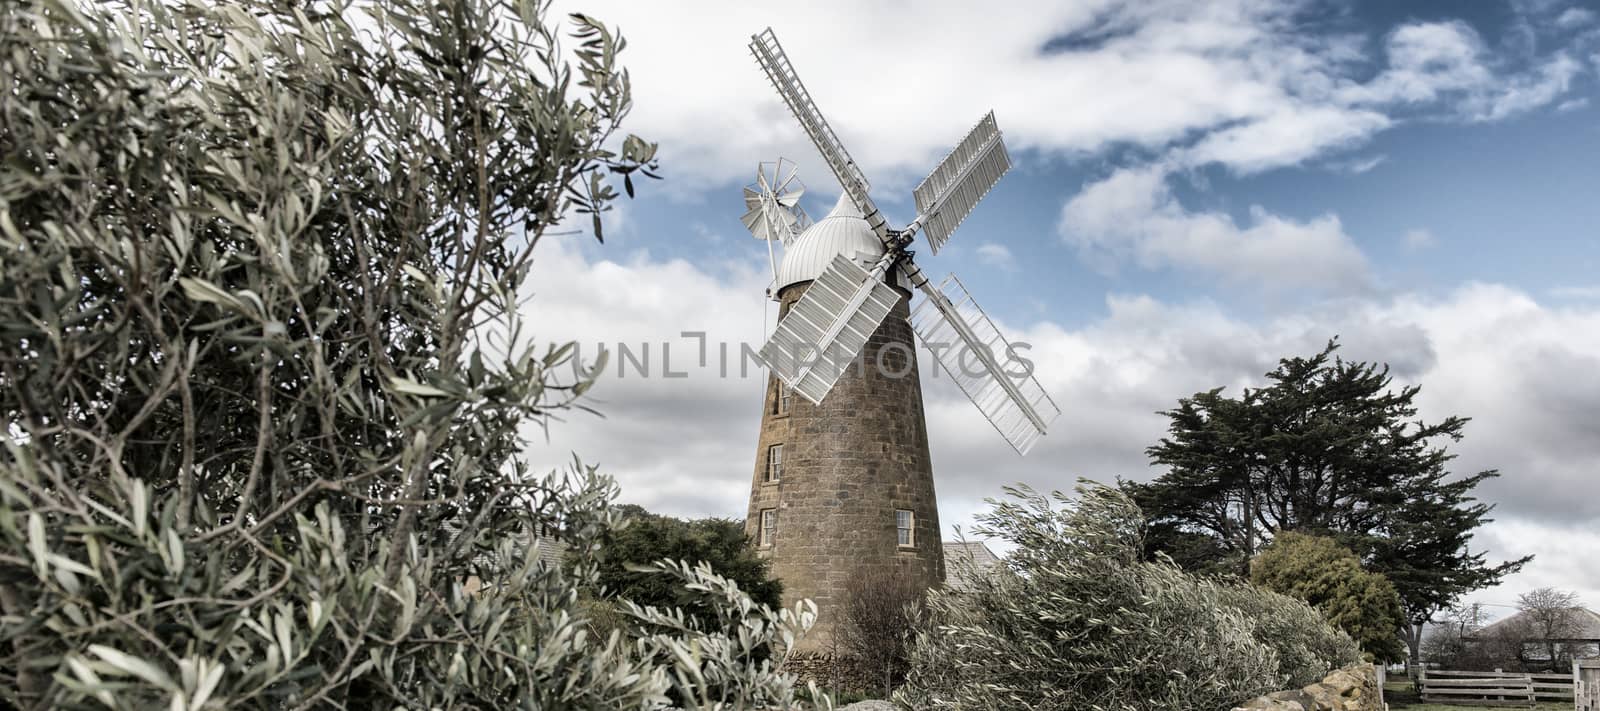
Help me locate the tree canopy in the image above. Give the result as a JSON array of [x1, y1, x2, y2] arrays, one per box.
[[1250, 532, 1407, 663], [1125, 339, 1529, 668]]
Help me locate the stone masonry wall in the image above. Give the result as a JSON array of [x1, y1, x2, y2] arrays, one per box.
[[779, 652, 876, 693], [1233, 663, 1384, 711], [746, 281, 943, 653]]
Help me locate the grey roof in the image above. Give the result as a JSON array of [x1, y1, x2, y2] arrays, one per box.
[[1473, 607, 1600, 641], [942, 540, 1000, 593], [438, 515, 566, 570], [530, 537, 567, 569]]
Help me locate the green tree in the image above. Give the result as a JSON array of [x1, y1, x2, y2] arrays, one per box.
[[1251, 532, 1407, 663], [587, 505, 783, 616], [895, 482, 1358, 710], [0, 1, 816, 708], [1125, 339, 1529, 670]]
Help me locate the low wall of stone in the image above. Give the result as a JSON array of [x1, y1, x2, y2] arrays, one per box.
[[781, 652, 877, 693], [1233, 663, 1384, 711]]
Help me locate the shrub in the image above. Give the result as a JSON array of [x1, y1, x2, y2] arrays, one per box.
[[1251, 532, 1407, 663], [1217, 584, 1362, 687], [0, 0, 818, 708], [586, 505, 783, 617], [837, 565, 927, 697], [895, 481, 1357, 711]]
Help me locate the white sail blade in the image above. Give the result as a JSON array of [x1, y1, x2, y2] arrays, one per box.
[[742, 160, 811, 245], [749, 28, 889, 244], [787, 203, 814, 244], [912, 112, 1011, 255], [758, 254, 901, 404], [908, 269, 1059, 455]]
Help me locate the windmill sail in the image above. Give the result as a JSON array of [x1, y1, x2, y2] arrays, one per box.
[[742, 160, 810, 245], [912, 112, 1011, 255], [759, 254, 901, 404], [749, 28, 889, 244], [907, 269, 1060, 454]]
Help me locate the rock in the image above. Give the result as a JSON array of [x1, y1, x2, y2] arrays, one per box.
[[839, 701, 898, 711], [1234, 689, 1313, 710], [1300, 682, 1342, 709], [1233, 663, 1382, 711]]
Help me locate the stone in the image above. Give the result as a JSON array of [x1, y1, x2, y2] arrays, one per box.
[[1233, 663, 1382, 711], [838, 702, 898, 711], [747, 284, 943, 656]]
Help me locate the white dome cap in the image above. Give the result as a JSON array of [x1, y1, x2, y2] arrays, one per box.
[[775, 194, 885, 292]]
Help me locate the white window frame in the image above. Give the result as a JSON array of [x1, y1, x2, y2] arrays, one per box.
[[896, 509, 914, 547], [766, 443, 783, 482], [779, 386, 792, 415], [760, 509, 777, 548]]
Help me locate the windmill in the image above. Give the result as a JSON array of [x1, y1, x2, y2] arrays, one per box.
[[741, 28, 1062, 662], [740, 158, 812, 299], [748, 28, 1060, 455]]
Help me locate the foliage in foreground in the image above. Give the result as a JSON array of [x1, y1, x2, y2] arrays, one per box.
[[0, 0, 817, 708], [1252, 532, 1408, 663], [896, 482, 1358, 711]]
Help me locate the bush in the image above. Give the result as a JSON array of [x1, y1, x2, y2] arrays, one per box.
[[1251, 532, 1407, 663], [1217, 584, 1362, 687], [586, 505, 783, 617], [837, 565, 927, 697], [895, 482, 1358, 711], [0, 0, 818, 708]]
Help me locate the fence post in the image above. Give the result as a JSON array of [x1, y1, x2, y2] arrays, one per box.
[[1577, 658, 1600, 711], [1376, 664, 1386, 707]]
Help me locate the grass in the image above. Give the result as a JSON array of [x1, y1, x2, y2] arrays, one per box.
[[1383, 681, 1570, 711]]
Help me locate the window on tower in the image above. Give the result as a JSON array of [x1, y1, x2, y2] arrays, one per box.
[[896, 509, 914, 547], [760, 509, 777, 547], [773, 382, 793, 416], [766, 444, 783, 482]]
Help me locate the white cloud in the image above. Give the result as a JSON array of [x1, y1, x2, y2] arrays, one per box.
[[975, 243, 1018, 272], [515, 242, 1600, 609], [1404, 228, 1438, 251], [1557, 96, 1591, 112], [551, 1, 1589, 190], [1555, 7, 1597, 30], [1325, 154, 1388, 175], [514, 241, 775, 517], [1058, 165, 1372, 291], [1341, 21, 1585, 123], [1480, 54, 1583, 121], [1180, 104, 1391, 175]]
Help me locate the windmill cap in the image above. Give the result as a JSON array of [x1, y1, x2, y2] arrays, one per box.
[[774, 194, 885, 292]]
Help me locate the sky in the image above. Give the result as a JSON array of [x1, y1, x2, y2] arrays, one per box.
[[521, 0, 1600, 620]]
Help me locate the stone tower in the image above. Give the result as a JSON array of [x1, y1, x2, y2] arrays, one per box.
[[745, 195, 943, 652]]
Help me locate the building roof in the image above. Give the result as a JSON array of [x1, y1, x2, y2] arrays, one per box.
[[1473, 607, 1600, 641], [530, 536, 567, 569], [942, 540, 1001, 592], [775, 194, 885, 291]]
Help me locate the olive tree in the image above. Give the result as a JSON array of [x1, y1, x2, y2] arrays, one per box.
[[0, 0, 817, 708], [896, 482, 1359, 711]]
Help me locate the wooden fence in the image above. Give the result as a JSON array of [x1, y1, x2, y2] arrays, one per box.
[[1418, 669, 1575, 707], [1578, 660, 1600, 711]]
